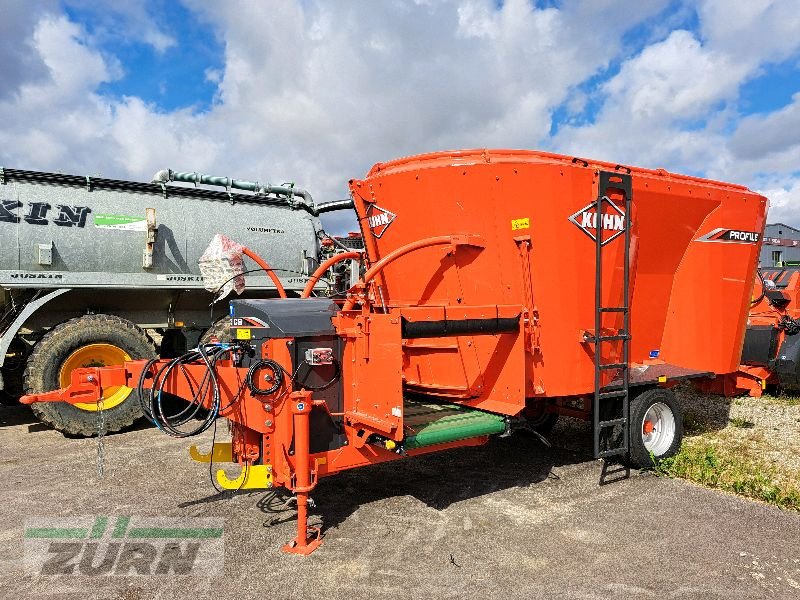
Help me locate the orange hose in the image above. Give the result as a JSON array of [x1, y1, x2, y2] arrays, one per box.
[[301, 251, 362, 298], [242, 247, 287, 298]]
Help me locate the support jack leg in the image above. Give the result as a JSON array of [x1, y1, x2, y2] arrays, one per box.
[[281, 391, 323, 556], [282, 491, 322, 555]]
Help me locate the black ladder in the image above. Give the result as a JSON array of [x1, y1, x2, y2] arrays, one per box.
[[590, 171, 632, 460]]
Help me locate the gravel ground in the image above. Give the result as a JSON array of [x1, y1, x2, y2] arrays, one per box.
[[2, 398, 800, 600]]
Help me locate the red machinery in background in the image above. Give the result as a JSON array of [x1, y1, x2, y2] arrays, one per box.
[[702, 267, 800, 397], [21, 149, 768, 554]]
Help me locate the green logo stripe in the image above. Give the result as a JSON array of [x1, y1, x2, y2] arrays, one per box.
[[94, 214, 144, 225], [112, 516, 130, 539], [90, 517, 108, 539], [126, 527, 223, 539], [24, 528, 89, 539], [24, 517, 223, 540]]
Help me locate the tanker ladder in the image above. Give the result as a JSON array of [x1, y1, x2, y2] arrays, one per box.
[[589, 170, 633, 469]]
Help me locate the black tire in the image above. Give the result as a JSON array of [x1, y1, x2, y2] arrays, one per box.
[[0, 385, 16, 406], [200, 318, 231, 345], [1, 369, 23, 405], [162, 319, 230, 423], [25, 314, 156, 436], [526, 410, 559, 434], [1, 338, 27, 404], [628, 387, 684, 468]]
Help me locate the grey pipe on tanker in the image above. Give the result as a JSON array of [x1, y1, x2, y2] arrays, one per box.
[[151, 169, 354, 216]]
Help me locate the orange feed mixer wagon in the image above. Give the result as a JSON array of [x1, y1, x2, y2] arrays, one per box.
[[22, 149, 767, 554]]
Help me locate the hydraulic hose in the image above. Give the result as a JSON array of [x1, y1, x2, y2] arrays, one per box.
[[242, 247, 287, 298]]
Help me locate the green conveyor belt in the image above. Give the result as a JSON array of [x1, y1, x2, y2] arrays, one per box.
[[403, 398, 506, 450]]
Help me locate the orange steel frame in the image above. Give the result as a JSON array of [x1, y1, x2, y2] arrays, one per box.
[[23, 316, 492, 554], [21, 149, 769, 554], [21, 233, 523, 554]]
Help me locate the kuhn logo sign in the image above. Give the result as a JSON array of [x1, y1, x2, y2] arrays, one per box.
[[568, 197, 626, 245], [365, 204, 396, 238]]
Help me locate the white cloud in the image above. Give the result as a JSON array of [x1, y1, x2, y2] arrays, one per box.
[[0, 0, 58, 97], [553, 0, 800, 225], [179, 0, 670, 232], [0, 0, 798, 233], [603, 30, 745, 122], [0, 0, 671, 232], [33, 15, 121, 96], [729, 92, 800, 161], [552, 29, 746, 176], [756, 179, 800, 226], [697, 0, 800, 66]]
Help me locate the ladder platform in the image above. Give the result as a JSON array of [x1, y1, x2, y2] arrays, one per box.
[[598, 390, 627, 400], [605, 363, 714, 389], [598, 418, 627, 428]]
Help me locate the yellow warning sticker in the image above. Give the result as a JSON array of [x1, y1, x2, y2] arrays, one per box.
[[236, 328, 252, 340], [511, 217, 530, 231]]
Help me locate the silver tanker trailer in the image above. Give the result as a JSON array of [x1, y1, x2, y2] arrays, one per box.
[[0, 167, 356, 435]]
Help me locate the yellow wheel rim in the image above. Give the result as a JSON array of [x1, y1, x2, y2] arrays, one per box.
[[59, 343, 132, 411]]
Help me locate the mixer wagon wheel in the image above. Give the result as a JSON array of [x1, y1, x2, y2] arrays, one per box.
[[628, 387, 684, 468], [523, 406, 559, 433], [24, 314, 156, 437]]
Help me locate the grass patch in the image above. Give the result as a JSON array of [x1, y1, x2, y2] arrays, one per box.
[[762, 391, 800, 407], [682, 411, 712, 434], [728, 416, 755, 429], [656, 442, 800, 512]]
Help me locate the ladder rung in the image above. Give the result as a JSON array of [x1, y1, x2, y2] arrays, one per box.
[[599, 362, 627, 370], [599, 307, 628, 313], [598, 390, 627, 400], [598, 334, 629, 342], [598, 448, 628, 459], [600, 384, 625, 391], [598, 418, 627, 428]]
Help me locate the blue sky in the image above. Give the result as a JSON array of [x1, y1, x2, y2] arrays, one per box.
[[64, 0, 224, 112], [1, 0, 799, 232]]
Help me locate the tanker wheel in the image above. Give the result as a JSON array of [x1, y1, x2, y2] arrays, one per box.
[[1, 338, 27, 404], [25, 314, 156, 437], [160, 318, 231, 422], [200, 318, 232, 345], [628, 387, 684, 468]]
